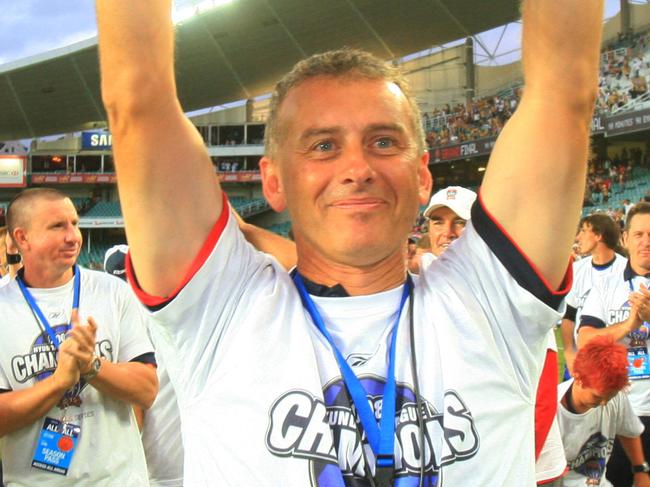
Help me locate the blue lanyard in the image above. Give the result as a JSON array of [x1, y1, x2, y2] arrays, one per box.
[[292, 273, 411, 480], [629, 278, 648, 293], [17, 266, 81, 351]]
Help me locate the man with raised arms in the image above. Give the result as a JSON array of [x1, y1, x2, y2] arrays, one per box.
[[96, 1, 605, 485]]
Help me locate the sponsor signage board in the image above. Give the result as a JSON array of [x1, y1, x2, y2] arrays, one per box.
[[0, 156, 27, 187], [81, 131, 113, 150]]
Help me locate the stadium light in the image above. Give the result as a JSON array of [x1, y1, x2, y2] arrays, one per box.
[[173, 0, 234, 25]]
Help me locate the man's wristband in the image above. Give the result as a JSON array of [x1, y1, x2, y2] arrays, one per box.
[[632, 462, 650, 474], [81, 355, 102, 382]]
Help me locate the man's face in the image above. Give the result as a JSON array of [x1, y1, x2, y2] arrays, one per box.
[[19, 198, 82, 274], [625, 213, 650, 274], [576, 222, 599, 255], [575, 383, 618, 410], [261, 76, 431, 266], [427, 207, 467, 257]]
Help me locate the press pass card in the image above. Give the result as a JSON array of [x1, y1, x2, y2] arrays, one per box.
[[628, 347, 650, 380], [31, 417, 80, 475]]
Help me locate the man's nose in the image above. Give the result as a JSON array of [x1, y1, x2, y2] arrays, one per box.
[[340, 144, 375, 185]]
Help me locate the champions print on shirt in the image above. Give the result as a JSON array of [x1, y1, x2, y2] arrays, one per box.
[[568, 432, 612, 485], [266, 376, 479, 486], [606, 300, 650, 345], [10, 322, 113, 408]]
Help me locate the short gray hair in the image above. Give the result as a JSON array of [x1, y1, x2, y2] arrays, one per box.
[[264, 48, 426, 157]]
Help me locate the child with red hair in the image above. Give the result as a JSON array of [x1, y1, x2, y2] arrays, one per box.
[[552, 336, 650, 486]]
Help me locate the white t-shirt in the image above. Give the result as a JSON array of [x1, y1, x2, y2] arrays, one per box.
[[556, 380, 643, 487], [566, 254, 627, 333], [419, 251, 436, 270], [0, 274, 10, 288], [580, 267, 650, 415], [0, 268, 153, 486], [130, 200, 568, 487], [142, 320, 184, 487]]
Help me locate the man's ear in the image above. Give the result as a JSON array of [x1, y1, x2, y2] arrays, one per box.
[[418, 151, 433, 205], [12, 227, 28, 252], [260, 156, 287, 212]]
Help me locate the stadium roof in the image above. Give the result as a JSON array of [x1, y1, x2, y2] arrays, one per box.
[[0, 0, 520, 141]]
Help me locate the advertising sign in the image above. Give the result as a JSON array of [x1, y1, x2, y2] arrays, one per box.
[[0, 156, 26, 187]]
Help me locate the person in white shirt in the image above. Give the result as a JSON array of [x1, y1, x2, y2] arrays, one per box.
[[579, 202, 650, 485], [552, 336, 649, 487], [96, 0, 605, 484], [410, 186, 477, 272], [0, 188, 158, 486], [561, 213, 627, 376]]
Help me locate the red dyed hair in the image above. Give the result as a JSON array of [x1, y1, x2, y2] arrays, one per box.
[[574, 336, 629, 393]]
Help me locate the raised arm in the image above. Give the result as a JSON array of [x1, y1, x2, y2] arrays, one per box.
[[96, 0, 222, 296], [481, 0, 604, 288]]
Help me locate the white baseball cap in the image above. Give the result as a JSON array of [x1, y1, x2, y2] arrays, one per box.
[[423, 186, 477, 220]]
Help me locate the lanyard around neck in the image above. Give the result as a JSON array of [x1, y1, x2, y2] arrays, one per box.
[[17, 265, 81, 351], [628, 277, 650, 292], [292, 272, 411, 483]]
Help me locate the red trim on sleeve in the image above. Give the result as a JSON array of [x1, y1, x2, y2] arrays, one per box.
[[535, 349, 559, 459], [126, 192, 231, 308], [477, 191, 573, 295], [537, 467, 568, 485]]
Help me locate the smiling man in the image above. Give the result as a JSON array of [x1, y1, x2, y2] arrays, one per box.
[[0, 188, 157, 486], [422, 186, 477, 263], [97, 0, 604, 485]]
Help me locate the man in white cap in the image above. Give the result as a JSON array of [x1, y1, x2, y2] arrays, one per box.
[[416, 186, 477, 268]]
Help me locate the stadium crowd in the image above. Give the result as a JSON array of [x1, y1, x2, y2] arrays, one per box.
[[424, 27, 650, 151]]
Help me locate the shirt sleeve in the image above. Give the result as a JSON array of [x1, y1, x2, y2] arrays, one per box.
[[467, 194, 571, 311], [126, 202, 285, 399], [115, 280, 155, 363], [420, 196, 570, 399], [578, 280, 607, 330], [615, 392, 645, 438]]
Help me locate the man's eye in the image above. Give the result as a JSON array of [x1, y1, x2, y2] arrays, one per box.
[[375, 137, 394, 148], [315, 141, 334, 152]]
